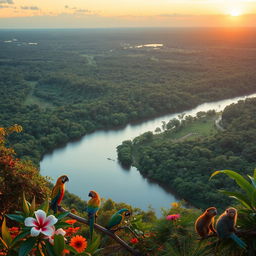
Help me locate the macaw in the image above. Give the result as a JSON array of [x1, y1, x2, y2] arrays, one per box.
[[87, 190, 101, 241], [106, 208, 131, 231], [50, 175, 69, 213]]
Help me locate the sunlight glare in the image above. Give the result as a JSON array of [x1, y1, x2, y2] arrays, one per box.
[[230, 9, 241, 17]]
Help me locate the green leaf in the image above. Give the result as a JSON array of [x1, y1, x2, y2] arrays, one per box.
[[14, 211, 23, 214], [85, 235, 101, 254], [211, 170, 254, 198], [54, 222, 71, 229], [18, 237, 37, 256], [30, 196, 36, 215], [53, 235, 65, 255], [56, 212, 70, 220], [45, 241, 58, 256], [6, 214, 25, 223], [1, 218, 12, 247], [219, 190, 253, 210], [39, 199, 49, 214], [251, 189, 256, 210], [22, 192, 30, 217], [248, 175, 256, 189], [64, 244, 79, 254], [11, 230, 31, 247]]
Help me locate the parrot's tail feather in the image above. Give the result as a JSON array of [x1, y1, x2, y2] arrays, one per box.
[[230, 233, 247, 249], [89, 216, 94, 242], [50, 202, 57, 214]]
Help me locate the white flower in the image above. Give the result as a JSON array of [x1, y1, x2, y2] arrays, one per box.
[[24, 209, 58, 237]]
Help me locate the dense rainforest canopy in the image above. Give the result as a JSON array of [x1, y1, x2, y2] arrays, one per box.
[[0, 29, 256, 163], [0, 28, 256, 256], [117, 98, 256, 209]]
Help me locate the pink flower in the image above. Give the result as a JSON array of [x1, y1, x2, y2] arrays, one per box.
[[24, 209, 58, 237], [166, 214, 180, 221], [48, 228, 66, 245]]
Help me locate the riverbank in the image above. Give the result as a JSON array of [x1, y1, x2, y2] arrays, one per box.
[[41, 93, 256, 213], [117, 97, 256, 209]]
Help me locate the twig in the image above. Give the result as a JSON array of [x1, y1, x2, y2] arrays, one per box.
[[113, 226, 140, 239], [58, 206, 143, 256]]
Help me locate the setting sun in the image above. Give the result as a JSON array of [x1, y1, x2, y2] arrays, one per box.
[[230, 9, 242, 17]]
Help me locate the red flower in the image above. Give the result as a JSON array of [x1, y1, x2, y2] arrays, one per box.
[[9, 227, 19, 239], [64, 227, 80, 236], [130, 238, 139, 244]]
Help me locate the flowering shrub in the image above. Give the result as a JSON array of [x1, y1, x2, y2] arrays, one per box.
[[0, 125, 50, 216], [0, 195, 100, 256], [166, 214, 180, 221]]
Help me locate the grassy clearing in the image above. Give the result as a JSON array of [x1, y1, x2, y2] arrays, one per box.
[[171, 117, 218, 140], [155, 115, 219, 143], [24, 81, 54, 109]]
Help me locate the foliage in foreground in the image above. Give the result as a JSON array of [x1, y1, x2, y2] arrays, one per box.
[[0, 125, 50, 217], [1, 168, 256, 255], [0, 125, 256, 255]]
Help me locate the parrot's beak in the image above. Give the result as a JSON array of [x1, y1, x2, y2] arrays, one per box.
[[62, 176, 69, 183], [88, 192, 93, 197], [125, 212, 131, 216]]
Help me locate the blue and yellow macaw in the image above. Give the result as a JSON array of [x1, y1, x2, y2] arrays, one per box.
[[50, 175, 69, 213], [87, 190, 101, 241], [106, 208, 131, 231]]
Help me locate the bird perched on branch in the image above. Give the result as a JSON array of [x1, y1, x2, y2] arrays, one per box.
[[50, 175, 69, 213], [106, 208, 131, 231], [216, 207, 247, 249], [87, 190, 101, 241], [195, 207, 217, 238]]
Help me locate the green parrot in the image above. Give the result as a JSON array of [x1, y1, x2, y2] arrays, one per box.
[[106, 208, 131, 230]]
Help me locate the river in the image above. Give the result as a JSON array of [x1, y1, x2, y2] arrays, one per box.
[[40, 93, 256, 215]]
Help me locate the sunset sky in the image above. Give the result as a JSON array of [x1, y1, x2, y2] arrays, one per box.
[[0, 0, 256, 28]]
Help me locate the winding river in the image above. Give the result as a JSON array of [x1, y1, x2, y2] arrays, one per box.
[[40, 93, 256, 215]]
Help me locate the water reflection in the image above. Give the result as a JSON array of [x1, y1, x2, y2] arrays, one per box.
[[40, 93, 256, 216]]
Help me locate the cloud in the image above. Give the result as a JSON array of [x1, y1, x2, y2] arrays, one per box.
[[0, 3, 15, 8], [75, 9, 91, 14], [21, 6, 40, 10], [64, 5, 93, 15], [0, 0, 14, 4]]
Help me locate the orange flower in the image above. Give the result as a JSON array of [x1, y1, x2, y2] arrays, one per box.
[[65, 219, 77, 225], [64, 227, 80, 236], [171, 202, 180, 208], [70, 235, 87, 253], [62, 249, 70, 255], [130, 238, 139, 244]]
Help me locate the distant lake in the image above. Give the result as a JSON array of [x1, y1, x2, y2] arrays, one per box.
[[40, 93, 256, 216]]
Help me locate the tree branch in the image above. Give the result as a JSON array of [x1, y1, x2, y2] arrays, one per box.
[[58, 206, 143, 256]]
